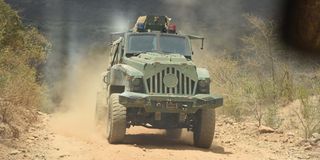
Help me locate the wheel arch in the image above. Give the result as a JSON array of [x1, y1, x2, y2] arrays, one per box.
[[109, 85, 125, 95]]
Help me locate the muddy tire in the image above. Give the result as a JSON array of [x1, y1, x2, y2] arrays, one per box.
[[193, 109, 216, 148], [95, 91, 107, 124], [165, 129, 182, 139], [106, 93, 127, 144]]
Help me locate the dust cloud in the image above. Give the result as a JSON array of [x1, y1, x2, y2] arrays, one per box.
[[48, 52, 107, 141], [46, 16, 131, 140]]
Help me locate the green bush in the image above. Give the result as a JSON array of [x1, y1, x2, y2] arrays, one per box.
[[293, 87, 320, 139], [0, 0, 49, 138], [197, 15, 299, 127]]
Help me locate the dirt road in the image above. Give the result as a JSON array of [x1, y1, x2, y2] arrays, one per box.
[[1, 109, 319, 160]]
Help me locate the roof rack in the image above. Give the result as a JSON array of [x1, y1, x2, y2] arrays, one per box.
[[133, 15, 176, 33]]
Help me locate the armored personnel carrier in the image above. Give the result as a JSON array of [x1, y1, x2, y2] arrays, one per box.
[[95, 15, 223, 148]]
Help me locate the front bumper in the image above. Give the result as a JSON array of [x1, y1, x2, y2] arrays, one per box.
[[119, 91, 223, 113]]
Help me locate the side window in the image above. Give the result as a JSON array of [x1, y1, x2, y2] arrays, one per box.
[[116, 41, 123, 63], [110, 43, 120, 66], [109, 45, 115, 64]]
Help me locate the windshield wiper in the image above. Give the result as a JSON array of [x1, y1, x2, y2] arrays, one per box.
[[132, 52, 142, 56], [128, 50, 157, 56]]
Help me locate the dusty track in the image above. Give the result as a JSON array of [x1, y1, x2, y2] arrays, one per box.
[[1, 110, 319, 160]]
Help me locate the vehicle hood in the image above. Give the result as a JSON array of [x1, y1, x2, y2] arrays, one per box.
[[124, 52, 195, 70]]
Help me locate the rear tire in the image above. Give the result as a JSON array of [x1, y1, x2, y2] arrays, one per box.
[[106, 93, 127, 144], [165, 129, 182, 139], [193, 109, 216, 148]]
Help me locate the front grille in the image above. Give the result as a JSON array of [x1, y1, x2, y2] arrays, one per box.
[[146, 67, 196, 95]]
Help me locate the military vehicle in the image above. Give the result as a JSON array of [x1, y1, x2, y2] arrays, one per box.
[[95, 15, 223, 148]]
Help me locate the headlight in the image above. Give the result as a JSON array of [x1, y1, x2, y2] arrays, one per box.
[[197, 79, 210, 94], [132, 78, 142, 86], [131, 78, 144, 92]]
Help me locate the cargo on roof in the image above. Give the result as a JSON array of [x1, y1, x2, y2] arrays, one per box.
[[133, 15, 176, 33]]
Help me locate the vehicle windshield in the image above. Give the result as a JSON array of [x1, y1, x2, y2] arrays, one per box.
[[127, 34, 191, 56], [159, 36, 188, 54], [127, 35, 157, 53]]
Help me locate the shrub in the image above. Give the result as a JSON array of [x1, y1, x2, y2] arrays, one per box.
[[195, 15, 298, 127], [293, 87, 320, 139], [0, 0, 49, 138]]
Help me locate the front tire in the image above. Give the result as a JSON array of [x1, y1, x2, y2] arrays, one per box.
[[106, 93, 127, 144], [193, 109, 216, 148]]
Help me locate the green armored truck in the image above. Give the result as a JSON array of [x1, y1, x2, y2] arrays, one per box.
[[95, 15, 223, 148]]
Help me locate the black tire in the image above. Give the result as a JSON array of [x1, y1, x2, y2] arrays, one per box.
[[95, 91, 107, 124], [106, 93, 127, 144], [165, 129, 182, 139], [193, 109, 216, 148]]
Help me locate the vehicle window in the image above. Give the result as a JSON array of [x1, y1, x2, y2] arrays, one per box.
[[110, 43, 120, 66], [159, 36, 190, 55], [128, 35, 156, 53]]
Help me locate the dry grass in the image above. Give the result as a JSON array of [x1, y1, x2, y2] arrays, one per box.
[[195, 15, 320, 138], [0, 0, 48, 139]]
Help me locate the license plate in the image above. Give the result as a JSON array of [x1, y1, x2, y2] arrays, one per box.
[[166, 103, 178, 110]]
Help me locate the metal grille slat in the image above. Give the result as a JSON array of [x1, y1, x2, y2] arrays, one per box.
[[192, 80, 196, 95], [155, 73, 159, 93], [184, 74, 187, 94], [159, 72, 162, 94], [189, 78, 192, 95], [181, 74, 185, 94], [162, 70, 165, 93], [178, 71, 180, 94], [150, 76, 154, 93], [147, 79, 150, 93], [153, 76, 156, 93], [186, 77, 190, 95]]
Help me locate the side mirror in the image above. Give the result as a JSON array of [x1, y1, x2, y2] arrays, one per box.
[[188, 35, 205, 50], [200, 38, 204, 50]]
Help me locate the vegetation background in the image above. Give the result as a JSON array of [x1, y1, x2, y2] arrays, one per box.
[[0, 0, 49, 138]]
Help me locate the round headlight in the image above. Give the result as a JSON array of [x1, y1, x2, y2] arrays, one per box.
[[197, 79, 210, 94], [198, 80, 208, 87], [132, 78, 142, 86]]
